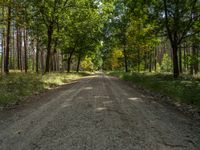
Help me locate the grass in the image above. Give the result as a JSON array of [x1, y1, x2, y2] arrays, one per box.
[[108, 71, 200, 108], [0, 72, 90, 107]]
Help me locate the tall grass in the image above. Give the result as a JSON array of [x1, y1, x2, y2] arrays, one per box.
[[0, 72, 89, 107]]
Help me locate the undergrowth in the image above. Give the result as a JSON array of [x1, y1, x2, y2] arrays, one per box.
[[108, 71, 200, 107], [0, 72, 89, 107]]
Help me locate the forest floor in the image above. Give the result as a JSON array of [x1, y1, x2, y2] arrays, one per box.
[[108, 72, 200, 109], [0, 73, 200, 150], [0, 71, 90, 107]]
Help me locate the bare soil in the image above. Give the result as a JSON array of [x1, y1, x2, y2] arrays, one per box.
[[0, 74, 200, 150]]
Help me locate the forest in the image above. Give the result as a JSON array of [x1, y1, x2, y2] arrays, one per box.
[[0, 0, 200, 76], [0, 0, 200, 106], [0, 1, 200, 149]]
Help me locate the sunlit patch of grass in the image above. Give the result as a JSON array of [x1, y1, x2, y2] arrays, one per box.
[[108, 71, 200, 108], [0, 72, 90, 107], [41, 73, 85, 89]]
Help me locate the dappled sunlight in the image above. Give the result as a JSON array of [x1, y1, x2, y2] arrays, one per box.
[[83, 75, 99, 79], [128, 97, 142, 102], [96, 107, 107, 111], [61, 103, 72, 108], [83, 87, 93, 90]]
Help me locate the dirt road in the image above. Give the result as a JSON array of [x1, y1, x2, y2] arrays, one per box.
[[0, 74, 200, 150]]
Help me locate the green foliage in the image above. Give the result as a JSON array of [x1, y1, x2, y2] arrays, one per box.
[[161, 53, 172, 72], [81, 57, 94, 71], [103, 48, 124, 70]]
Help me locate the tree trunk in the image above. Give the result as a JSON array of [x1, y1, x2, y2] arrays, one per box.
[[41, 50, 44, 74], [67, 54, 72, 73], [164, 0, 179, 78], [36, 40, 39, 73], [154, 48, 157, 72], [18, 28, 23, 71], [52, 39, 58, 71], [186, 47, 189, 72], [191, 45, 199, 75], [1, 5, 5, 75], [10, 25, 15, 69], [172, 44, 179, 78], [183, 43, 186, 72], [4, 5, 11, 74], [56, 52, 59, 71], [144, 52, 147, 71], [45, 24, 53, 73], [61, 53, 64, 71], [17, 28, 22, 71], [12, 25, 15, 70], [179, 47, 182, 74], [24, 29, 28, 73], [1, 32, 4, 75], [149, 53, 152, 72]]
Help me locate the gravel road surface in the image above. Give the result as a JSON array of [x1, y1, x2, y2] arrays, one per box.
[[0, 74, 200, 150]]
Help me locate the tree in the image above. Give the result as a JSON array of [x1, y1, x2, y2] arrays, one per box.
[[33, 0, 70, 73], [4, 1, 11, 74], [163, 0, 200, 78]]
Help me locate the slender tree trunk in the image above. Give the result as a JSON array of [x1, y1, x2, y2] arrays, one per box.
[[172, 43, 179, 78], [45, 24, 53, 73], [154, 48, 157, 72], [50, 54, 53, 71], [4, 5, 11, 74], [183, 43, 186, 72], [17, 30, 19, 69], [144, 52, 147, 71], [9, 28, 13, 69], [1, 5, 5, 75], [67, 46, 76, 73], [36, 40, 39, 73], [67, 53, 72, 73], [12, 25, 15, 70], [53, 39, 58, 71], [20, 29, 23, 71], [190, 47, 194, 75], [56, 52, 59, 71], [1, 32, 4, 75], [179, 47, 182, 74], [61, 53, 64, 71], [41, 50, 45, 73], [24, 29, 28, 73], [191, 45, 198, 75], [32, 49, 35, 71], [149, 53, 152, 72], [186, 47, 190, 72]]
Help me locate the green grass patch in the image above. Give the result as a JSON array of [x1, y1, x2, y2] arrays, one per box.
[[0, 72, 90, 107], [108, 71, 200, 107]]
